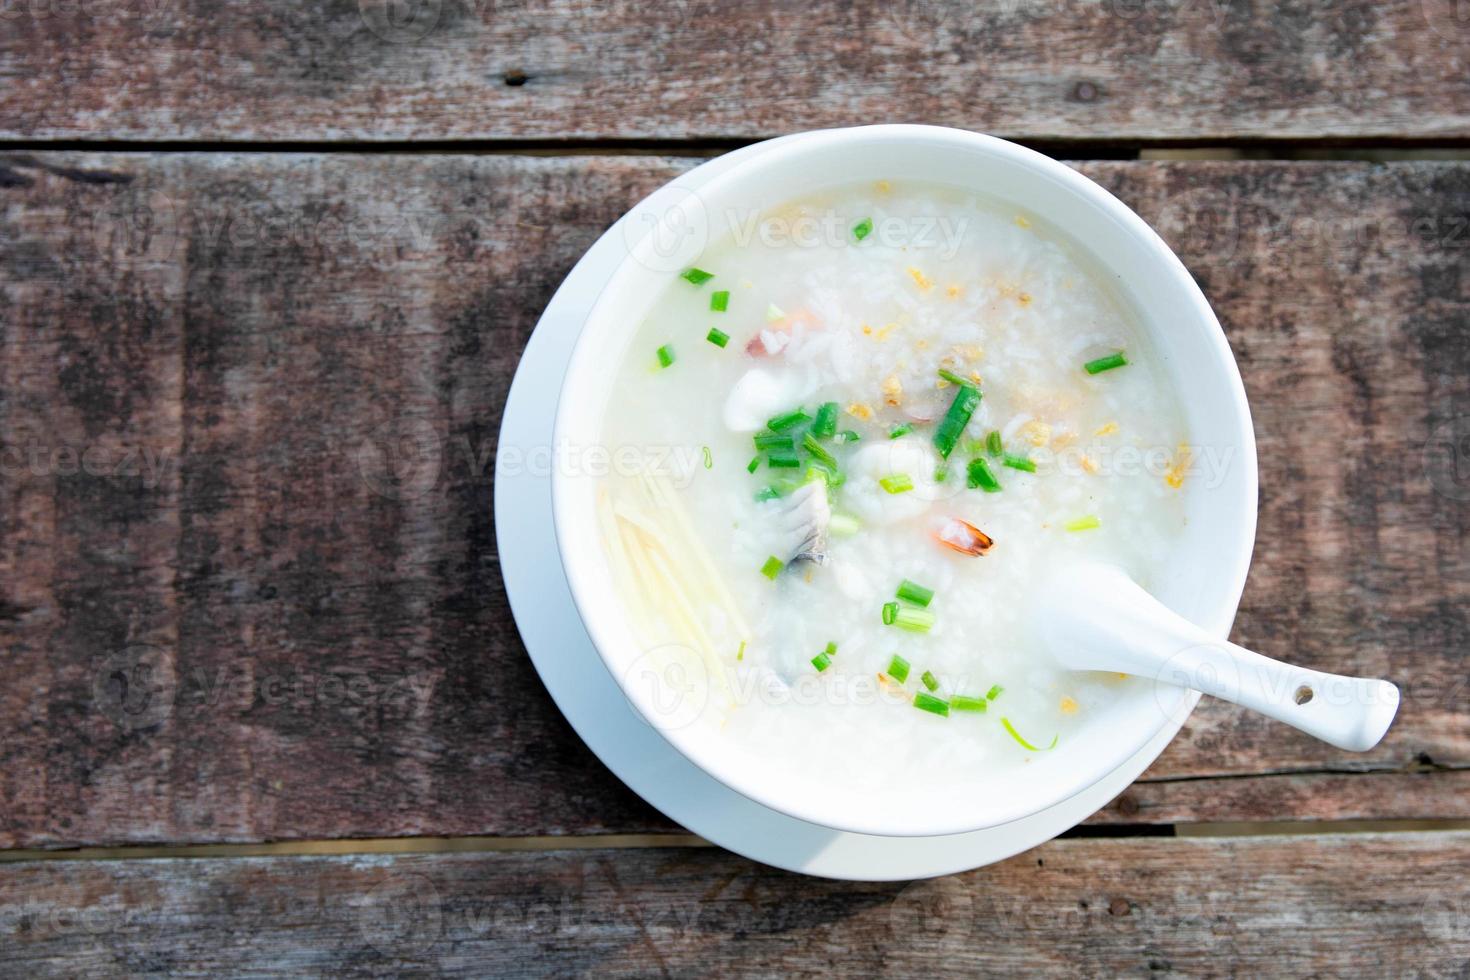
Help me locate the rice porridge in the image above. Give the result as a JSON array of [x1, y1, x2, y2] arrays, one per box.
[[594, 179, 1192, 792]]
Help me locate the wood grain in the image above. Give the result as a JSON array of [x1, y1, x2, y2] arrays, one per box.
[[0, 153, 1466, 848], [2, 0, 1469, 143], [2, 834, 1468, 976]]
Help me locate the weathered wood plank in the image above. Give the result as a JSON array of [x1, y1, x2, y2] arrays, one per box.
[[0, 153, 1466, 847], [2, 834, 1467, 976], [2, 0, 1469, 142]]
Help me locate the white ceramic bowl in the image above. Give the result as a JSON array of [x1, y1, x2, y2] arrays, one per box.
[[551, 125, 1258, 838]]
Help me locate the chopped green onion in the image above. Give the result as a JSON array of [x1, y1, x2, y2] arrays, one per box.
[[933, 463, 949, 483], [760, 556, 783, 579], [1002, 453, 1036, 473], [881, 601, 898, 625], [967, 457, 1002, 492], [656, 344, 675, 368], [754, 485, 783, 501], [766, 303, 786, 322], [937, 368, 969, 387], [879, 473, 914, 494], [753, 432, 794, 451], [811, 651, 832, 672], [889, 422, 913, 439], [811, 402, 839, 438], [896, 579, 934, 608], [736, 640, 746, 661], [1084, 351, 1129, 375], [768, 452, 801, 469], [747, 455, 761, 474], [767, 408, 810, 432], [837, 430, 861, 444], [986, 684, 1003, 701], [824, 641, 838, 657], [892, 606, 935, 633], [829, 513, 861, 537], [805, 462, 844, 488], [886, 655, 910, 684], [702, 446, 712, 469], [802, 431, 837, 469], [921, 670, 939, 692], [986, 430, 1003, 457], [706, 327, 730, 348], [933, 383, 981, 459], [1001, 717, 1058, 751], [914, 693, 950, 717], [852, 217, 873, 241], [681, 267, 714, 285], [1065, 515, 1101, 532], [952, 695, 988, 713], [710, 290, 730, 312]]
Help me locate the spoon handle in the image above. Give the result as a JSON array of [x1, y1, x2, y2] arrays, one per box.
[[1041, 563, 1400, 752]]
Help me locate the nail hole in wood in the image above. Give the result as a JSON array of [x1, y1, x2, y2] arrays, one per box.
[[504, 70, 528, 87]]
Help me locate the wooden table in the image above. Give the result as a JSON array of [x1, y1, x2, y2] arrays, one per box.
[[2, 1, 1468, 974]]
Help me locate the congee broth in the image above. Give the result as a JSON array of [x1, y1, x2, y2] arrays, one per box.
[[596, 179, 1190, 787]]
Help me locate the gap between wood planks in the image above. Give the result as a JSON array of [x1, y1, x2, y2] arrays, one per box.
[[1, 821, 1467, 863], [0, 139, 1469, 161]]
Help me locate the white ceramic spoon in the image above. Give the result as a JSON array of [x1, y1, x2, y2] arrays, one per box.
[[1035, 561, 1400, 752]]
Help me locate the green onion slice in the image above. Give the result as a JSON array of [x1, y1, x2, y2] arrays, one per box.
[[681, 267, 714, 285], [702, 446, 712, 469], [933, 383, 981, 459], [891, 606, 935, 633], [1084, 351, 1128, 375], [656, 344, 675, 368], [914, 693, 950, 717], [937, 368, 969, 387], [768, 452, 801, 469], [967, 457, 1002, 492], [879, 473, 914, 494], [896, 579, 934, 608], [881, 601, 898, 626], [1001, 717, 1058, 751], [829, 513, 861, 537], [986, 684, 1003, 701], [753, 432, 794, 451], [1065, 515, 1101, 532], [710, 290, 730, 312], [886, 655, 910, 684], [811, 651, 832, 672], [811, 401, 839, 438], [889, 422, 913, 439], [921, 670, 939, 692], [747, 455, 761, 474], [736, 640, 746, 661], [1002, 453, 1036, 473], [706, 327, 730, 348], [766, 303, 786, 322], [837, 430, 861, 444], [767, 408, 810, 432], [952, 695, 988, 713], [986, 430, 1003, 457], [760, 556, 783, 580], [754, 486, 783, 502], [852, 217, 873, 241], [802, 431, 837, 469]]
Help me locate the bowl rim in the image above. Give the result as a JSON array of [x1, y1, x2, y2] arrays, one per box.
[[550, 124, 1258, 838]]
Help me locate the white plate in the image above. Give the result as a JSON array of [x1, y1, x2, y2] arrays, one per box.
[[494, 133, 1194, 880]]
